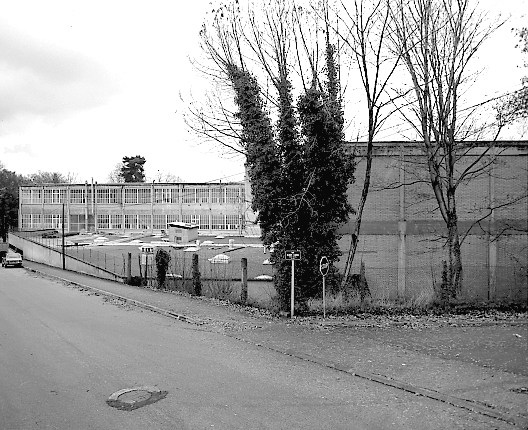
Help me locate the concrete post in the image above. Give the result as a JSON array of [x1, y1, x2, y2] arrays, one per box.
[[84, 182, 89, 232], [488, 148, 497, 300], [398, 221, 407, 299], [192, 253, 201, 296], [241, 257, 248, 304], [151, 181, 155, 233], [397, 144, 407, 299], [127, 252, 132, 284]]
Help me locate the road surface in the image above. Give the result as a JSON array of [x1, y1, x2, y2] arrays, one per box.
[[0, 267, 511, 429]]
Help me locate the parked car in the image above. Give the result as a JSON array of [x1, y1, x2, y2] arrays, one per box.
[[2, 251, 23, 268], [42, 230, 59, 238]]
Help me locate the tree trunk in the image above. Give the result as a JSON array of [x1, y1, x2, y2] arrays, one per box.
[[447, 216, 463, 298], [341, 137, 373, 288]]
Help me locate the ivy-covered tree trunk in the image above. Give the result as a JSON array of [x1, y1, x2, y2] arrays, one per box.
[[217, 16, 352, 313], [155, 248, 171, 289]]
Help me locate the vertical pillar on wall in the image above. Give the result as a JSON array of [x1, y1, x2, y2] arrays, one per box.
[[85, 182, 89, 231], [397, 144, 407, 299], [66, 185, 71, 233], [18, 186, 22, 230], [179, 184, 183, 220], [121, 185, 126, 234], [41, 185, 45, 229], [94, 181, 98, 232], [488, 147, 497, 300], [151, 181, 155, 233]]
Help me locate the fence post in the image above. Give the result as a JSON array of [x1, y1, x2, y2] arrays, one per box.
[[192, 253, 201, 296], [127, 252, 132, 284], [241, 257, 248, 304]]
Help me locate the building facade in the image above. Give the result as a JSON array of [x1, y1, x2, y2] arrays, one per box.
[[340, 140, 527, 301], [17, 141, 527, 302], [19, 181, 259, 236]]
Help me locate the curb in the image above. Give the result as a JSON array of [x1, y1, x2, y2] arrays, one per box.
[[226, 336, 528, 428], [26, 267, 204, 326], [28, 266, 528, 428]]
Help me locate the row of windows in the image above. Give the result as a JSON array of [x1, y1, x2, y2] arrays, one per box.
[[95, 213, 242, 231], [21, 213, 243, 231], [21, 214, 63, 229], [21, 186, 245, 205]]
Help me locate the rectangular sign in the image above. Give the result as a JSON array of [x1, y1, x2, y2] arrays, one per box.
[[285, 250, 301, 260]]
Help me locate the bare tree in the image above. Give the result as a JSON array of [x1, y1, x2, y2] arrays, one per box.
[[327, 0, 405, 287], [389, 0, 502, 299], [107, 163, 124, 183]]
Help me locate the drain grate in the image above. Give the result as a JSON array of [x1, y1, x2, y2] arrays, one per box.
[[107, 386, 168, 411]]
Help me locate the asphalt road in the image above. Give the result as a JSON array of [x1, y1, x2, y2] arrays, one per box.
[[0, 268, 512, 429]]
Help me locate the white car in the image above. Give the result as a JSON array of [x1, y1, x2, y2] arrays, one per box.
[[2, 252, 23, 268]]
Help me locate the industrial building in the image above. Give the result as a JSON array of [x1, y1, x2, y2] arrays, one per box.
[[17, 141, 527, 302], [18, 181, 259, 236]]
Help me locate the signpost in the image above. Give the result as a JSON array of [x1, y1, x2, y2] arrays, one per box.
[[285, 250, 301, 318], [319, 256, 329, 318], [141, 245, 155, 286]]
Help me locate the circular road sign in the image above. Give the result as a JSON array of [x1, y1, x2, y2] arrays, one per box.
[[319, 256, 329, 277]]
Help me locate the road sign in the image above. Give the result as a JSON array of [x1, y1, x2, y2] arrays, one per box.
[[319, 256, 329, 277], [319, 256, 329, 318], [285, 250, 301, 260]]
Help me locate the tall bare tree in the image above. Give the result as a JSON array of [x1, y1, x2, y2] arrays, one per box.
[[389, 0, 501, 299], [328, 0, 404, 288], [194, 0, 355, 310]]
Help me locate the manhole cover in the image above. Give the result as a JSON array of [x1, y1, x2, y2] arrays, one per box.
[[106, 386, 168, 411]]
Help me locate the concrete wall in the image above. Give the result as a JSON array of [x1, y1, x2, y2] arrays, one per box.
[[8, 233, 123, 282], [340, 142, 528, 302]]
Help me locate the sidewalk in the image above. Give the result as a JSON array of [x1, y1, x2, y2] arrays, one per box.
[[24, 261, 528, 428]]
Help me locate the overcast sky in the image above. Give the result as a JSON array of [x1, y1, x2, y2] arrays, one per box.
[[0, 0, 526, 183]]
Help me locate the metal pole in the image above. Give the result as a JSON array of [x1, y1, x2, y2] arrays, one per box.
[[62, 203, 65, 270], [322, 275, 326, 319], [291, 259, 295, 318]]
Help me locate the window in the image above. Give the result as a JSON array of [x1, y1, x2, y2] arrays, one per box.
[[125, 188, 137, 204], [110, 214, 122, 229], [138, 188, 151, 204], [211, 187, 224, 204], [181, 214, 198, 225], [125, 214, 137, 229], [196, 188, 209, 204], [96, 188, 121, 204], [31, 189, 42, 204], [43, 214, 62, 229], [69, 214, 85, 232], [109, 188, 122, 204], [226, 214, 241, 230], [153, 214, 166, 229], [44, 189, 65, 204], [21, 214, 31, 228], [226, 187, 240, 204], [171, 188, 179, 203], [167, 214, 180, 224], [32, 214, 42, 228], [70, 189, 85, 204], [97, 214, 110, 229], [155, 188, 172, 203], [20, 190, 31, 204], [211, 214, 225, 230], [182, 187, 196, 204], [199, 214, 209, 230], [22, 213, 44, 229], [97, 188, 110, 204], [138, 214, 151, 230]]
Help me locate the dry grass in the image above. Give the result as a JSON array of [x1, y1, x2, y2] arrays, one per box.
[[307, 286, 437, 315]]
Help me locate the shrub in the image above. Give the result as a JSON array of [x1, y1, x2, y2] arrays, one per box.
[[155, 248, 171, 289], [126, 275, 143, 287]]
